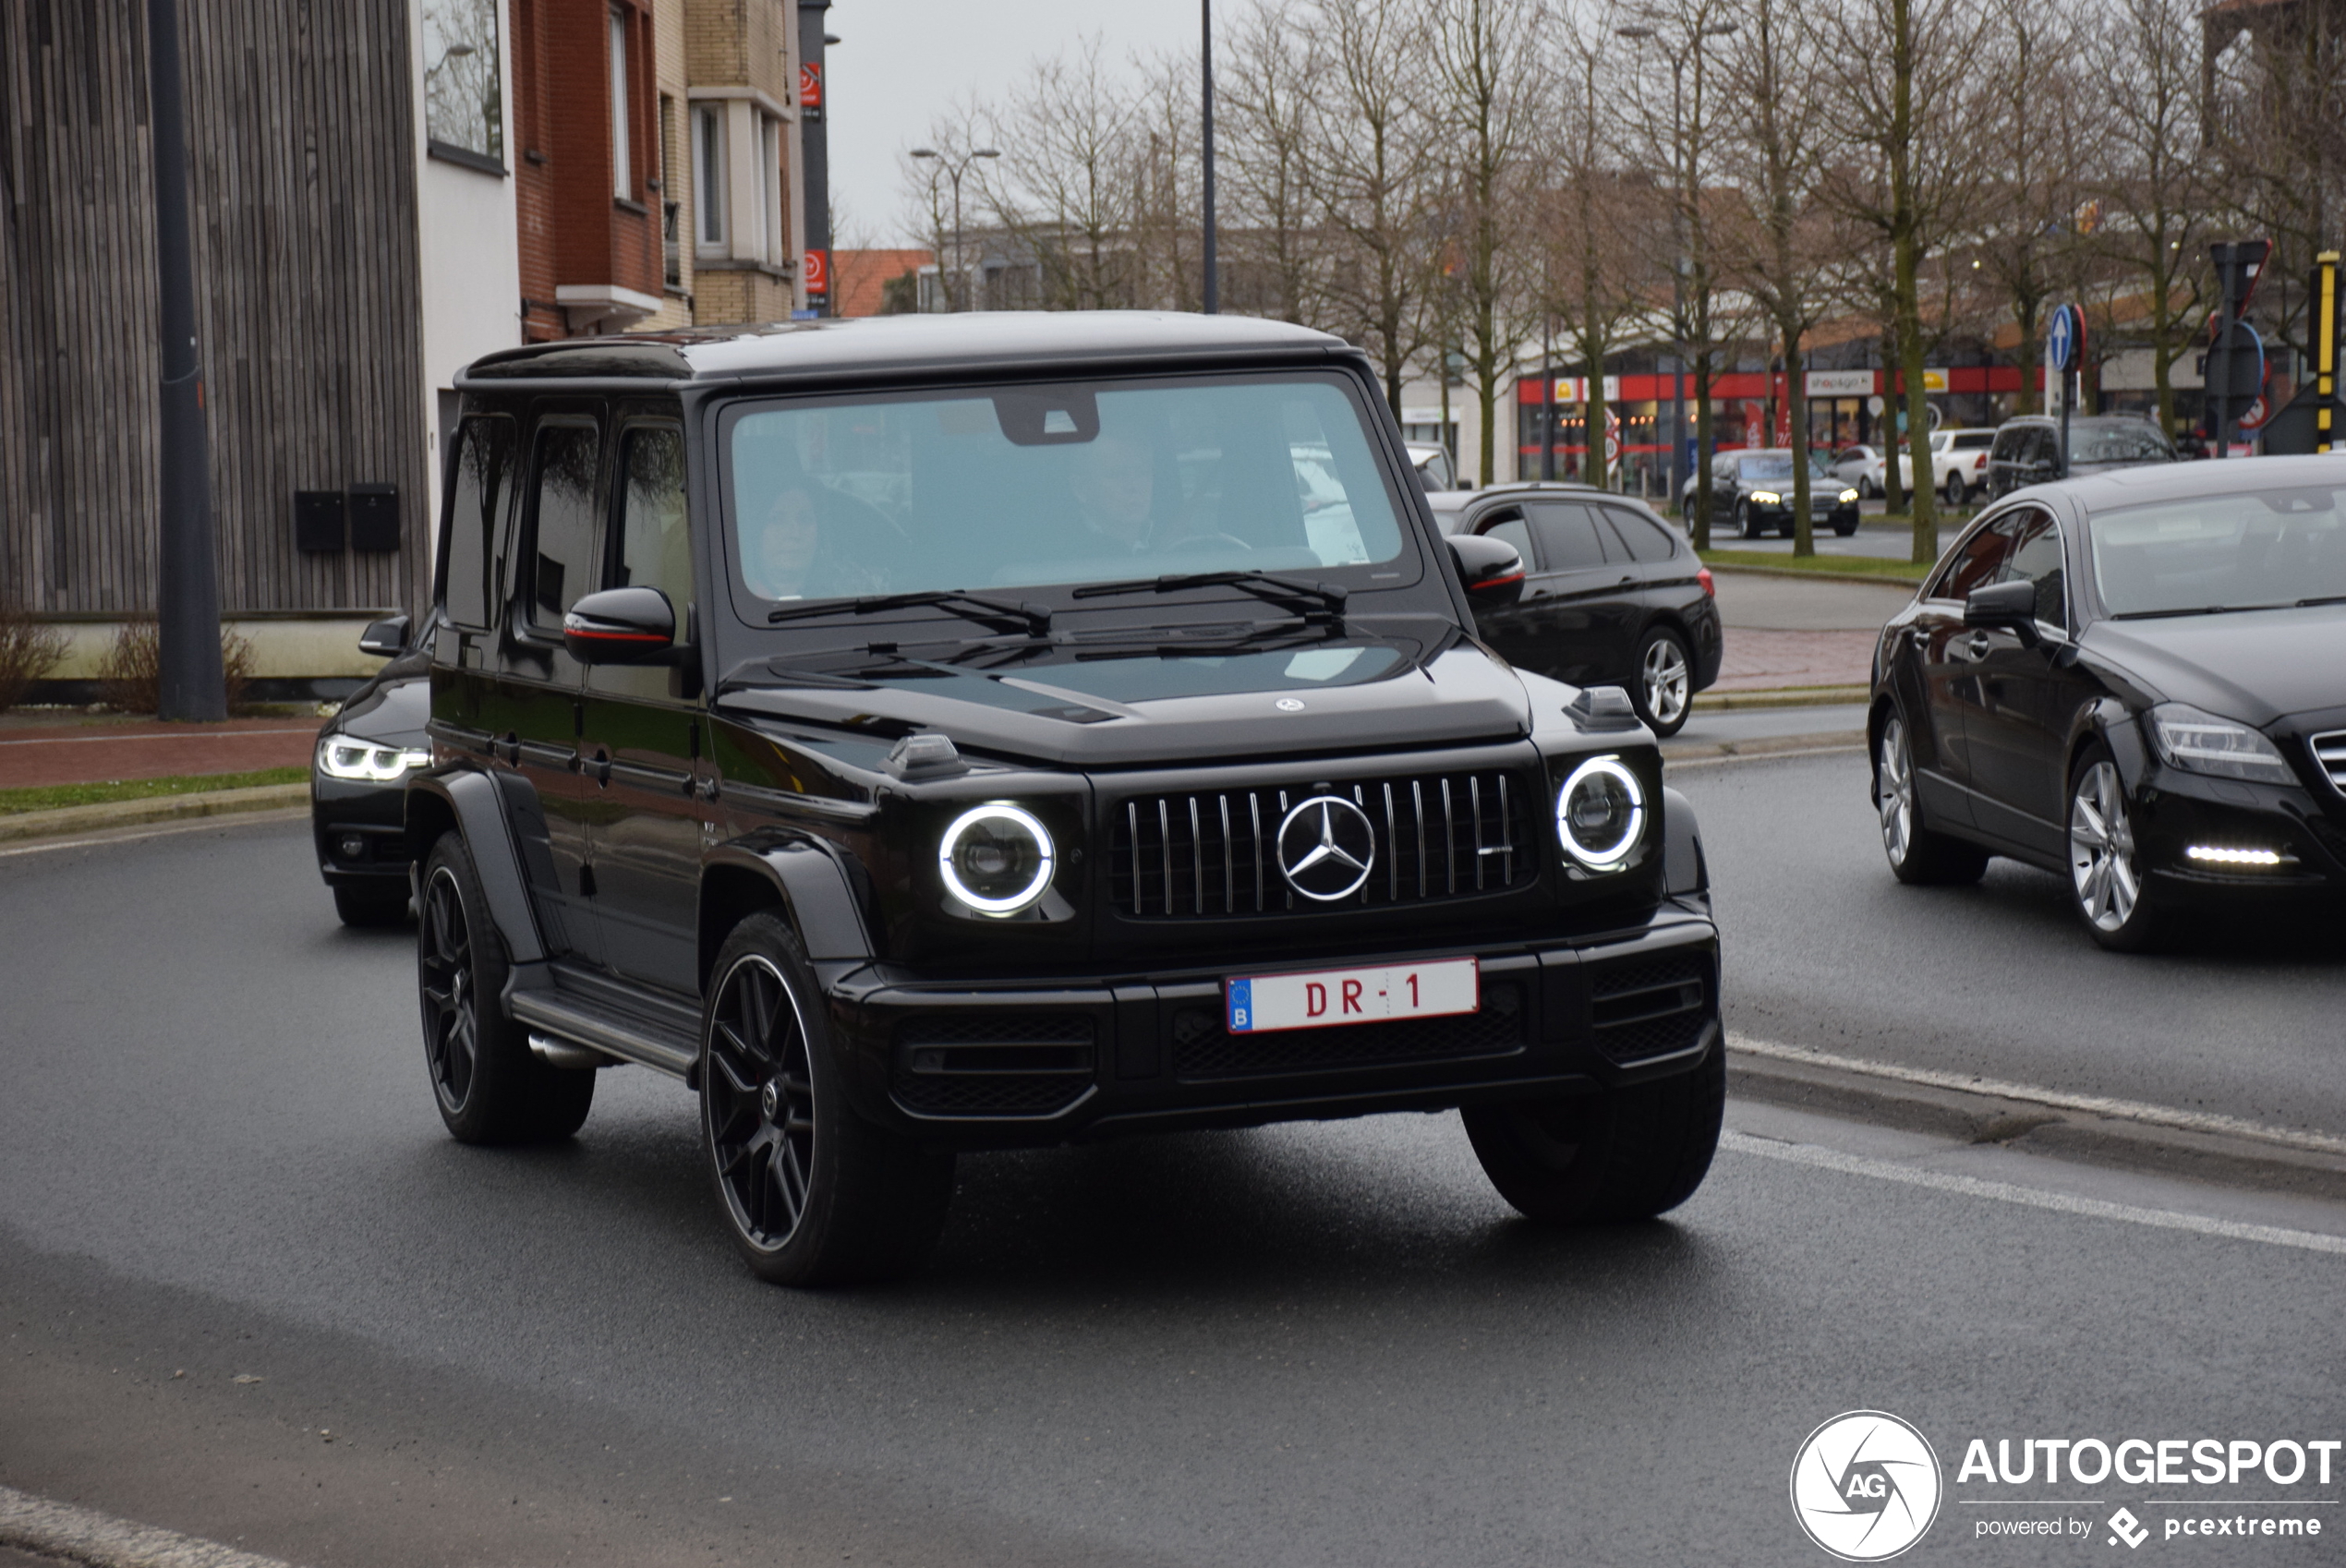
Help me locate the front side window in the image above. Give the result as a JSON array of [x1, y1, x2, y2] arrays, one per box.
[[614, 427, 691, 613], [2089, 486, 2346, 618], [422, 0, 502, 163], [440, 416, 514, 629], [528, 422, 602, 629], [2072, 423, 2174, 465], [1997, 509, 2067, 628], [1929, 515, 2020, 601], [724, 375, 1413, 614], [1480, 516, 1532, 561]]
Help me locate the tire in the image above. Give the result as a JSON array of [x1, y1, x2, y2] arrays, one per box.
[[701, 911, 956, 1286], [1859, 476, 1879, 500], [2066, 742, 2165, 951], [1833, 517, 1859, 537], [334, 880, 410, 927], [416, 833, 595, 1143], [1631, 626, 1693, 738], [1876, 711, 1989, 885], [1462, 1038, 1724, 1224], [1736, 501, 1760, 540], [1943, 471, 1965, 507]]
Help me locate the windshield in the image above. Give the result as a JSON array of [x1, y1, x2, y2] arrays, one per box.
[[722, 374, 1412, 619], [1738, 452, 1833, 481], [2090, 486, 2346, 616], [2071, 424, 2174, 465]]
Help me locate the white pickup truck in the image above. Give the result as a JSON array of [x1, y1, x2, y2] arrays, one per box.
[[1895, 428, 1997, 504]]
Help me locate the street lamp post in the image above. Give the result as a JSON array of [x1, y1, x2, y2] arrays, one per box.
[[909, 146, 1000, 312], [1202, 0, 1217, 314], [1617, 19, 1735, 540]]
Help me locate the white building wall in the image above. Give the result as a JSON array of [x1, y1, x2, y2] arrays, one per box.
[[409, 0, 522, 573]]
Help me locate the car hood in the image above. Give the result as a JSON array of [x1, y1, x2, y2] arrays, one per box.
[[716, 633, 1533, 767], [327, 664, 430, 745], [2083, 605, 2346, 726]]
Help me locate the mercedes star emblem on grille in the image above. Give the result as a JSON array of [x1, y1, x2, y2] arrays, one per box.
[[1276, 697, 1306, 711], [1276, 795, 1376, 901]]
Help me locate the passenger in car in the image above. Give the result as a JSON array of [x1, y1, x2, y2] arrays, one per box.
[[740, 455, 896, 601]]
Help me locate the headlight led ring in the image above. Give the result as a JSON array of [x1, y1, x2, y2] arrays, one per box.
[[318, 735, 429, 782], [1556, 754, 1646, 872], [937, 803, 1056, 915]]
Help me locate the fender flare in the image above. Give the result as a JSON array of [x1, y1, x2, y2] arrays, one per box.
[[1662, 786, 1707, 898], [405, 768, 546, 966], [700, 831, 876, 987], [2076, 696, 2148, 792]]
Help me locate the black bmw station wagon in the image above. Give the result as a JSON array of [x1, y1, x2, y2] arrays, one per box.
[[407, 313, 1723, 1285]]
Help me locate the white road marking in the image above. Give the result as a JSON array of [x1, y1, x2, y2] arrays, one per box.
[[1730, 1033, 2346, 1158], [1720, 1130, 2346, 1256], [0, 1483, 303, 1568]]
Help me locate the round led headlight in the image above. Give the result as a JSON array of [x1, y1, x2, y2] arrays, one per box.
[[938, 804, 1056, 914], [1555, 755, 1645, 872]]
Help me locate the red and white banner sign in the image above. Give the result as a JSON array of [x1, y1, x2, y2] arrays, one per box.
[[802, 248, 829, 295], [799, 61, 823, 113]]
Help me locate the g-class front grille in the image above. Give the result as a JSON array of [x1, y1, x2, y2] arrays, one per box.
[[1587, 949, 1712, 1065], [1108, 768, 1538, 918], [890, 1014, 1096, 1118], [1169, 981, 1526, 1080]]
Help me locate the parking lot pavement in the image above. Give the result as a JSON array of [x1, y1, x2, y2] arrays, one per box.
[[1701, 571, 1909, 694], [1670, 702, 1868, 751], [0, 718, 318, 790]]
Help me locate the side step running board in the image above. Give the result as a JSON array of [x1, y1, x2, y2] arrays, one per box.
[[511, 989, 697, 1080]]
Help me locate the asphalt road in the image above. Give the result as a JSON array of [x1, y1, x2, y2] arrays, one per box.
[[1675, 748, 2346, 1138], [3, 816, 2341, 1566]]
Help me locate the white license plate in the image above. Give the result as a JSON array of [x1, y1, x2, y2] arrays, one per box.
[[1225, 957, 1480, 1034]]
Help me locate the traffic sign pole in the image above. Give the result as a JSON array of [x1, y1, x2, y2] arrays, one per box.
[[2317, 252, 2339, 454]]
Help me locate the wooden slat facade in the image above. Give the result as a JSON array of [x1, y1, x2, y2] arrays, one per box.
[[0, 1, 429, 617]]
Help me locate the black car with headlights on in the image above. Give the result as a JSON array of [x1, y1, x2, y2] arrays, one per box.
[[311, 613, 430, 926], [1868, 456, 2346, 949], [1699, 448, 1862, 539], [406, 312, 1723, 1286]]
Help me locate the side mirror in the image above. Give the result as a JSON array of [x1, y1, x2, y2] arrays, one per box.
[[1965, 579, 2040, 645], [563, 586, 676, 664], [357, 613, 410, 658], [1447, 534, 1525, 608]]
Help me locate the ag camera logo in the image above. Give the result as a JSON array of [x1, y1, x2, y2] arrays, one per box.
[[1791, 1410, 1943, 1561]]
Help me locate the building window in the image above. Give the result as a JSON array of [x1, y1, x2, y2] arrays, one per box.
[[760, 114, 782, 262], [694, 105, 726, 250], [609, 8, 631, 199], [659, 94, 682, 287], [423, 0, 502, 165]]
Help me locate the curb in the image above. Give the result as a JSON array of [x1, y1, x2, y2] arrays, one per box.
[[1701, 561, 1929, 590], [0, 1482, 301, 1568], [1691, 686, 1870, 712], [1662, 730, 1867, 766], [0, 783, 309, 845], [1728, 1038, 2346, 1203]]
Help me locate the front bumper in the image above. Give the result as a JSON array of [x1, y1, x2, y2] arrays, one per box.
[[819, 904, 1720, 1147], [311, 771, 416, 887], [2133, 766, 2346, 895]]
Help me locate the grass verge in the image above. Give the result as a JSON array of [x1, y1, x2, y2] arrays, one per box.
[[1699, 549, 1931, 582], [0, 766, 308, 816]]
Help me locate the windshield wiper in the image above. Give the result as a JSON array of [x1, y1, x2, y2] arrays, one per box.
[[1070, 570, 1348, 621], [768, 589, 1051, 637], [2295, 594, 2346, 609]]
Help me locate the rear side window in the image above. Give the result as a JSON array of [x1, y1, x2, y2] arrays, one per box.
[[1929, 518, 2018, 600], [1598, 505, 1675, 562], [613, 426, 692, 615], [439, 415, 513, 630], [526, 421, 602, 629], [1480, 516, 1532, 563], [1528, 501, 1609, 569]]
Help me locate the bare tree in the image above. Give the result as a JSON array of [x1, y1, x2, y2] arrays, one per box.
[[1300, 0, 1442, 412], [1212, 1, 1325, 324], [1429, 0, 1549, 488], [1717, 0, 1844, 553], [989, 39, 1145, 311], [899, 103, 992, 313], [1817, 0, 1989, 564]]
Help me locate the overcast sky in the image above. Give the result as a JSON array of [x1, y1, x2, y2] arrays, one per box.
[[821, 0, 1198, 248]]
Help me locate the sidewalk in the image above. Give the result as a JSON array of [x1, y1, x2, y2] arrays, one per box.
[[1708, 571, 1907, 694], [0, 717, 320, 790]]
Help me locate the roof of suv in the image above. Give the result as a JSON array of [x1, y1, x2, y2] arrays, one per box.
[[458, 311, 1356, 388]]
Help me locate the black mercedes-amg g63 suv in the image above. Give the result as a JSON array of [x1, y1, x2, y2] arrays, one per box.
[[406, 313, 1723, 1285]]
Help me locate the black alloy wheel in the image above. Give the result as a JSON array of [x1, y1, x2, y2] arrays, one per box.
[[1631, 626, 1693, 738], [1462, 1038, 1724, 1224], [1875, 710, 1988, 886], [700, 911, 955, 1286], [417, 834, 594, 1143], [2066, 742, 2164, 952], [1736, 501, 1761, 540]]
